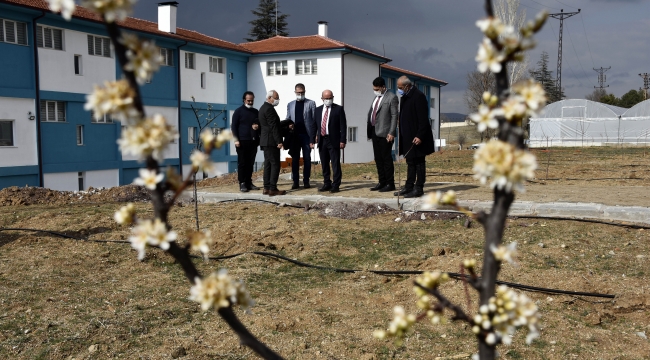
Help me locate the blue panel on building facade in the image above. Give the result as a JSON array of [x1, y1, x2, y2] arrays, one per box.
[[0, 9, 36, 98], [0, 174, 39, 188]]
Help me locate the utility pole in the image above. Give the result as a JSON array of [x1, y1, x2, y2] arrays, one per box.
[[549, 9, 581, 98], [275, 0, 278, 36], [640, 73, 650, 100], [593, 66, 611, 90]]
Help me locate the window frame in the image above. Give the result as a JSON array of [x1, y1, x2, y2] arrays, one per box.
[[209, 56, 224, 73], [185, 52, 195, 70], [76, 125, 84, 146], [40, 100, 66, 122], [36, 25, 63, 50], [90, 111, 113, 124], [87, 34, 111, 57], [0, 120, 15, 147], [188, 126, 197, 144], [347, 126, 358, 143], [78, 172, 84, 191], [296, 59, 317, 75], [430, 97, 436, 109], [74, 54, 82, 75], [386, 78, 394, 90], [266, 60, 288, 76], [0, 18, 28, 46], [159, 47, 174, 66], [200, 72, 206, 89]]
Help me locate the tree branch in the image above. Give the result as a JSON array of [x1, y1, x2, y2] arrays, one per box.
[[218, 307, 285, 360], [414, 282, 473, 324]]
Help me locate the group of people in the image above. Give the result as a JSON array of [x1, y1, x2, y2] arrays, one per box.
[[230, 75, 434, 198]]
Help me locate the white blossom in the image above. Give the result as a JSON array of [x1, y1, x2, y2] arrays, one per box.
[[120, 33, 163, 84], [46, 0, 76, 21], [473, 140, 537, 193], [146, 218, 176, 251], [500, 97, 527, 122], [190, 150, 215, 173], [491, 242, 518, 264], [512, 79, 547, 114], [118, 114, 179, 161], [129, 219, 152, 260], [189, 230, 214, 260], [215, 129, 234, 148], [421, 190, 457, 209], [114, 203, 135, 225], [476, 38, 505, 73], [469, 104, 502, 132], [373, 306, 416, 346], [476, 17, 506, 39], [85, 80, 139, 123], [133, 168, 164, 190], [81, 0, 136, 23], [189, 269, 254, 312]]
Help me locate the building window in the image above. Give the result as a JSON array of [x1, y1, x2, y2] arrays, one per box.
[[90, 111, 113, 123], [296, 59, 317, 75], [0, 19, 28, 45], [76, 125, 84, 145], [188, 127, 197, 144], [185, 52, 195, 69], [78, 172, 84, 191], [211, 127, 224, 136], [386, 78, 394, 90], [40, 101, 66, 122], [87, 34, 111, 57], [0, 120, 14, 146], [267, 60, 287, 76], [347, 127, 358, 142], [74, 55, 82, 75], [36, 25, 63, 50], [209, 57, 224, 73], [160, 48, 174, 66], [200, 72, 206, 88], [430, 98, 436, 109]]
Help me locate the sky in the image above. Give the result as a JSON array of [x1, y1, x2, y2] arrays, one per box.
[[133, 0, 650, 114]]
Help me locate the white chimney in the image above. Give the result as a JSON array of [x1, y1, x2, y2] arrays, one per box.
[[318, 21, 328, 37], [158, 2, 178, 34]]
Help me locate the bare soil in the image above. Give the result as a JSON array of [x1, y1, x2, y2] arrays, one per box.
[[1, 201, 649, 359]]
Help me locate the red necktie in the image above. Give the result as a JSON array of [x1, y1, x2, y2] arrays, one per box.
[[321, 106, 329, 136], [371, 96, 380, 126]]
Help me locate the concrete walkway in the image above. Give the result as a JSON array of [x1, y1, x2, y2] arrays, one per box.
[[191, 190, 650, 225]]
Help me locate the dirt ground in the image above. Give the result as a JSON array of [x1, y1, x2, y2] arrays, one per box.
[[1, 201, 649, 359]]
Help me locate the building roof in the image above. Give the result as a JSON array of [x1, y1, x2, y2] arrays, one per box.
[[1, 0, 251, 54], [381, 64, 448, 85], [239, 35, 391, 62]]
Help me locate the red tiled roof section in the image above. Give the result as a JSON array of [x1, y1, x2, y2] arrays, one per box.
[[1, 0, 250, 53], [381, 64, 448, 85], [240, 35, 390, 61]]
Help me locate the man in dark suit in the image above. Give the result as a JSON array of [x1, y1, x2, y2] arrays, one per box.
[[395, 76, 435, 198], [312, 89, 347, 193], [258, 90, 286, 196], [286, 83, 317, 189], [367, 77, 399, 193], [231, 91, 260, 192]]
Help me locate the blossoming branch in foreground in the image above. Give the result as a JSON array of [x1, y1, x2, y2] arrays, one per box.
[[189, 269, 254, 312], [118, 114, 179, 161], [190, 150, 215, 173], [473, 140, 537, 193], [114, 202, 136, 225], [85, 79, 139, 123], [421, 190, 457, 209], [46, 0, 76, 21], [188, 230, 214, 260], [81, 0, 136, 23], [133, 168, 164, 190], [120, 33, 164, 84], [373, 306, 416, 346], [490, 242, 517, 265], [128, 218, 177, 260]]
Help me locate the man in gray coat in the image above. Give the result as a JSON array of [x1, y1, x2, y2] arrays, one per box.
[[286, 83, 317, 189], [367, 77, 399, 192], [258, 90, 286, 196]]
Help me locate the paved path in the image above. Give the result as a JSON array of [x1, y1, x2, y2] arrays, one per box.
[[190, 190, 650, 225]]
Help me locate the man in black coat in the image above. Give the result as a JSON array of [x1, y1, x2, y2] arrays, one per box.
[[231, 91, 261, 192], [312, 89, 347, 193], [258, 90, 286, 196], [396, 76, 435, 198]]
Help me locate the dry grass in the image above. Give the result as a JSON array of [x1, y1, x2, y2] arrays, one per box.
[[1, 201, 649, 359]]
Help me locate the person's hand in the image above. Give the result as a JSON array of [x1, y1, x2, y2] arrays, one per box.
[[340, 142, 346, 149], [413, 137, 422, 145], [252, 124, 259, 130], [310, 143, 315, 149], [386, 134, 394, 142], [235, 141, 240, 147], [277, 143, 283, 149], [289, 124, 294, 130]]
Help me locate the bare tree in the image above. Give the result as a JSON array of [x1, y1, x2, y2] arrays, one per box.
[[457, 132, 468, 149], [464, 70, 495, 114], [585, 88, 607, 102], [494, 0, 528, 85]]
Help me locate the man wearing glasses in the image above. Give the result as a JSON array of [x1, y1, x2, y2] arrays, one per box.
[[285, 83, 317, 189], [313, 90, 347, 193]]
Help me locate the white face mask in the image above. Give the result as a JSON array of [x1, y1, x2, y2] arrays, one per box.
[[245, 104, 253, 109], [272, 99, 280, 107], [374, 90, 383, 97], [323, 99, 333, 107], [296, 95, 305, 101]]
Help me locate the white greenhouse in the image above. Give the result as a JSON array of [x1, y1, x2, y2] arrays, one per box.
[[529, 99, 650, 147]]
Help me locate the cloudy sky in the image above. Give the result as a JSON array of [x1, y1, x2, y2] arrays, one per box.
[[133, 0, 650, 114]]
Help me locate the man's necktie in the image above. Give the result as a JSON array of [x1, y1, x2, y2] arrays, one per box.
[[321, 106, 329, 136], [371, 97, 380, 126]]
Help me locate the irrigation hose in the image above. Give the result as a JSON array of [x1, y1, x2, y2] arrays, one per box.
[[1, 227, 616, 299]]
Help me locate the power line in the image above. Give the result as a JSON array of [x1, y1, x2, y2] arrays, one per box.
[[554, 0, 579, 10], [546, 19, 584, 89], [579, 13, 596, 68], [564, 20, 594, 87], [525, 0, 561, 11], [549, 9, 581, 95]]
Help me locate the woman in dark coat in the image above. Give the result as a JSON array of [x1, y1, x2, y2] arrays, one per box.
[[396, 76, 435, 198]]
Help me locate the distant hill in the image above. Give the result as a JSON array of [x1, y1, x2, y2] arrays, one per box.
[[441, 113, 467, 122]]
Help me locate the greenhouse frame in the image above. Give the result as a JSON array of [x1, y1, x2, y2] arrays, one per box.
[[529, 99, 650, 147]]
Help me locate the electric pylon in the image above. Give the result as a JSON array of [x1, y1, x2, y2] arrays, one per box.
[[549, 9, 581, 98], [640, 73, 650, 100], [593, 67, 611, 90]]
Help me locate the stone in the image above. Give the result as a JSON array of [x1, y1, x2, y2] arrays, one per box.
[[538, 243, 545, 248], [88, 344, 98, 353], [433, 248, 446, 256], [585, 312, 601, 325], [171, 346, 187, 358], [636, 332, 647, 340]]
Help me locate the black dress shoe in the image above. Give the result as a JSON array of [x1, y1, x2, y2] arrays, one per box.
[[370, 183, 384, 191], [329, 187, 340, 193], [394, 187, 413, 196], [240, 183, 249, 193], [318, 184, 332, 192], [248, 183, 260, 190], [378, 184, 396, 193], [403, 188, 424, 198], [303, 183, 311, 189], [291, 183, 300, 190]]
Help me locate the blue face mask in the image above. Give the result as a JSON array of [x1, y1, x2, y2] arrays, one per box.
[[397, 89, 404, 96]]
